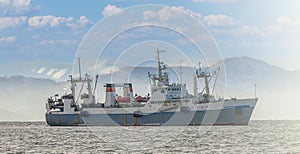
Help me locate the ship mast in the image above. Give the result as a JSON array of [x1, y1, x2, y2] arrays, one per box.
[[194, 62, 211, 98], [148, 49, 169, 93], [78, 57, 82, 80], [157, 48, 165, 82], [179, 61, 183, 86], [68, 57, 95, 104], [156, 48, 168, 84], [194, 62, 201, 96]]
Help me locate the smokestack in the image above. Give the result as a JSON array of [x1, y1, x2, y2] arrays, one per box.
[[123, 83, 134, 100], [104, 83, 116, 107], [123, 84, 129, 97], [128, 83, 134, 99]]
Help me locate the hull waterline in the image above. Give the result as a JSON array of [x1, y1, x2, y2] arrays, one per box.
[[46, 105, 255, 126]]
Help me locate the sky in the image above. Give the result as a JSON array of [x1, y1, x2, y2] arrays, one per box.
[[0, 0, 300, 80]]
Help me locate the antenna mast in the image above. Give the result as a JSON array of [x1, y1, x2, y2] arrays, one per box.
[[254, 84, 257, 98], [156, 48, 165, 82], [157, 48, 161, 82], [179, 61, 183, 85], [77, 57, 82, 80], [211, 67, 220, 94], [93, 74, 99, 96]]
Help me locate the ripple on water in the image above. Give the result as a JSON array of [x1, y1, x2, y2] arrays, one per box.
[[0, 121, 300, 153]]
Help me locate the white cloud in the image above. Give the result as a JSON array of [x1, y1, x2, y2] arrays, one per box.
[[38, 39, 78, 46], [276, 16, 300, 26], [0, 0, 31, 7], [46, 68, 58, 76], [88, 60, 120, 75], [143, 10, 157, 21], [143, 6, 202, 22], [102, 4, 123, 17], [52, 69, 68, 79], [28, 15, 73, 28], [0, 36, 17, 43], [28, 15, 91, 29], [36, 67, 46, 74], [0, 0, 32, 15], [204, 14, 236, 27], [66, 16, 92, 29], [0, 16, 27, 29], [143, 6, 238, 29], [6, 36, 17, 42]]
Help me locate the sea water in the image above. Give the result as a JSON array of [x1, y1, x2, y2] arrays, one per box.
[[0, 120, 299, 153]]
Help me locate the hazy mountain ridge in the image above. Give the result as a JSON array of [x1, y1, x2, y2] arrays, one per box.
[[224, 56, 295, 82], [223, 57, 300, 120], [0, 56, 299, 120], [0, 76, 67, 121]]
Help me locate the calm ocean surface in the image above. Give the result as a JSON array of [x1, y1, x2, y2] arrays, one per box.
[[0, 120, 299, 153]]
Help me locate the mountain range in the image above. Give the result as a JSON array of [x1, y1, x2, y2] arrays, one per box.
[[0, 57, 299, 121]]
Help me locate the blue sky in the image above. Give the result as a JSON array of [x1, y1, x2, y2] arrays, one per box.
[[0, 0, 300, 80]]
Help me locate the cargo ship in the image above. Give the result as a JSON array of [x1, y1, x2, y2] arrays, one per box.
[[45, 49, 257, 126]]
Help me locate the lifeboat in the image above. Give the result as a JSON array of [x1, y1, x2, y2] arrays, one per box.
[[135, 96, 148, 102], [115, 96, 131, 102]]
